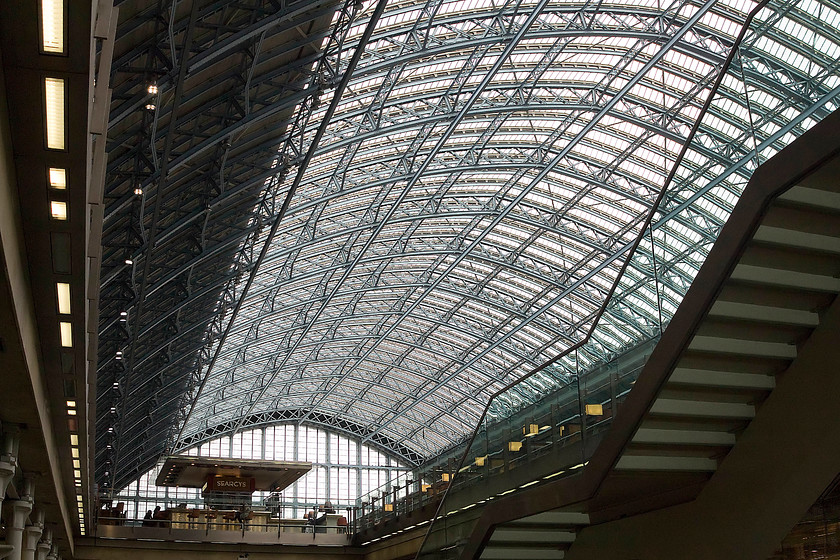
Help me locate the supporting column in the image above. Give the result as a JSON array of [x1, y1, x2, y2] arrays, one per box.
[[0, 428, 20, 560], [35, 530, 51, 560], [0, 427, 20, 503], [5, 497, 33, 560], [44, 546, 57, 560], [21, 509, 44, 560]]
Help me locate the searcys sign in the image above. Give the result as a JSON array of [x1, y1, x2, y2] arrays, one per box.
[[206, 476, 256, 492]]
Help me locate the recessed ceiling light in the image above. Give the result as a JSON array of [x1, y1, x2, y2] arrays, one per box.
[[124, 258, 133, 265], [134, 187, 143, 195], [44, 77, 65, 150], [51, 200, 67, 220], [41, 0, 64, 54], [57, 282, 71, 314], [49, 167, 66, 189], [59, 321, 72, 347], [147, 84, 158, 95]]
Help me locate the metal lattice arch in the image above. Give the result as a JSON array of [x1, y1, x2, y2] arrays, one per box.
[[97, 0, 840, 489]]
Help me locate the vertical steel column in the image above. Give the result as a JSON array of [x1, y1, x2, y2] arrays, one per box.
[[324, 433, 330, 503], [293, 424, 299, 517]]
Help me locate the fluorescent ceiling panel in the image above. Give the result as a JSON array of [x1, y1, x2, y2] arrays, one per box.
[[44, 77, 65, 150], [60, 321, 72, 347], [49, 167, 67, 189], [57, 282, 71, 314], [41, 0, 64, 53], [50, 200, 67, 220]]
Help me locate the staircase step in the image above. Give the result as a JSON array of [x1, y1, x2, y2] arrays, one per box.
[[668, 368, 776, 390], [730, 264, 840, 292], [615, 455, 718, 472], [753, 225, 840, 254], [632, 428, 736, 446], [707, 301, 819, 327], [777, 186, 840, 212], [480, 547, 565, 559], [509, 512, 590, 526], [489, 528, 576, 544], [649, 398, 755, 419], [688, 336, 797, 359]]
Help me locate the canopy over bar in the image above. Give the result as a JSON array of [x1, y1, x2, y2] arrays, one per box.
[[155, 455, 312, 493]]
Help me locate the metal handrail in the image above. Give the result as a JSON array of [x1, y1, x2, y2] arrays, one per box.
[[96, 513, 352, 540]]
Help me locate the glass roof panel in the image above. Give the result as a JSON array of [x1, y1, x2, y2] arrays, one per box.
[[162, 0, 840, 465]]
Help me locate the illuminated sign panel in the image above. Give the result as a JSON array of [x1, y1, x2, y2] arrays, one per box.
[[205, 476, 255, 492]]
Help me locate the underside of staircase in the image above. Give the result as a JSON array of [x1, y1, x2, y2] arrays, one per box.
[[463, 108, 840, 560]]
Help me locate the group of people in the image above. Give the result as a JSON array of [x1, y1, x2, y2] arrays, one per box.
[[142, 505, 168, 527]]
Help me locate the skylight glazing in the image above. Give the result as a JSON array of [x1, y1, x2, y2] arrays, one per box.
[[174, 0, 840, 463]]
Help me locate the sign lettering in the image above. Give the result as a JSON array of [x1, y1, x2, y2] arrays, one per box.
[[205, 476, 256, 492]]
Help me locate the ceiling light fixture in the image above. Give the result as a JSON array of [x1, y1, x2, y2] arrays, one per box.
[[40, 0, 64, 53], [44, 77, 65, 150], [56, 282, 71, 314], [49, 167, 66, 189], [59, 321, 72, 347], [50, 200, 67, 220]]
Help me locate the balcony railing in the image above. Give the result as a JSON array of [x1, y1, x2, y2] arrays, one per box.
[[95, 510, 351, 546], [352, 337, 656, 540]]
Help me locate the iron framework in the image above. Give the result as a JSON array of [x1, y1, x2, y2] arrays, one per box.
[[98, 0, 840, 489]]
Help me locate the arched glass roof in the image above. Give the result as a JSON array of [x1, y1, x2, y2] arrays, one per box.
[[98, 0, 840, 487]]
